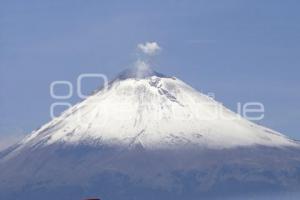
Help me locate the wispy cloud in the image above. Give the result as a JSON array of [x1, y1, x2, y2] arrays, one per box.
[[137, 42, 161, 55]]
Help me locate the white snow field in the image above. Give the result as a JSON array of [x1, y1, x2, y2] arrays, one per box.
[[0, 66, 299, 200], [15, 66, 297, 153]]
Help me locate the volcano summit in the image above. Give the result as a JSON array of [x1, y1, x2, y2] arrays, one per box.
[[0, 66, 300, 200]]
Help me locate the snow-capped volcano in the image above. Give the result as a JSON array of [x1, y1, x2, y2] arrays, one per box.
[[0, 66, 300, 200], [17, 66, 297, 151]]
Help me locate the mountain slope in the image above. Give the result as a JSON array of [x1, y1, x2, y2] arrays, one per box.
[[10, 68, 298, 152], [0, 67, 299, 200]]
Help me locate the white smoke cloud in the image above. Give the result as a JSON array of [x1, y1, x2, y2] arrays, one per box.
[[133, 59, 151, 78], [137, 42, 161, 55]]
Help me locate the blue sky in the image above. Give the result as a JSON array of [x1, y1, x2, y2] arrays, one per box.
[[0, 0, 300, 148]]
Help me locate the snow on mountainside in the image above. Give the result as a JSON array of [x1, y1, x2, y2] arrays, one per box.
[[1, 65, 300, 200], [10, 65, 298, 155]]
